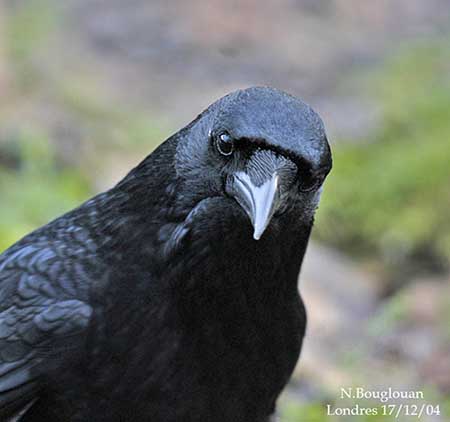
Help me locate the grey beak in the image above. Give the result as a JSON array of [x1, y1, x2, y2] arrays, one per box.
[[232, 171, 281, 240]]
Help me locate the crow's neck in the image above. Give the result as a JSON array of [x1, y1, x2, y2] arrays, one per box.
[[170, 214, 312, 307]]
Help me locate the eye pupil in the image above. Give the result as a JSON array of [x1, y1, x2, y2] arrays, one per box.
[[216, 132, 234, 156], [300, 173, 324, 192]]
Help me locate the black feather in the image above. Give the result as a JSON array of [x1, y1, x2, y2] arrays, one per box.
[[0, 87, 331, 421]]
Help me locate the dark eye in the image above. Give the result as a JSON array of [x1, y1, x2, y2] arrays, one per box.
[[299, 171, 324, 193], [216, 132, 234, 156]]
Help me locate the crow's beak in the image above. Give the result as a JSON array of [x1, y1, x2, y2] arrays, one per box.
[[232, 171, 281, 240]]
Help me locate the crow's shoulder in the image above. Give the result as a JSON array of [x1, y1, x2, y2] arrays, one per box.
[[0, 200, 106, 420]]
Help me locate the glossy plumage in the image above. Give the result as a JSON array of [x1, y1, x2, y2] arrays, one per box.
[[0, 87, 331, 421]]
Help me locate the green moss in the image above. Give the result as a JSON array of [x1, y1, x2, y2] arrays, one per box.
[[0, 132, 92, 252], [58, 78, 168, 153], [5, 0, 58, 88], [279, 400, 328, 422], [316, 41, 450, 271]]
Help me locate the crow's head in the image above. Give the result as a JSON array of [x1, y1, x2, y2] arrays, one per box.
[[175, 87, 332, 240]]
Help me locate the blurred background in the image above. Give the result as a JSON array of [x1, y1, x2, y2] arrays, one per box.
[[0, 1, 449, 420]]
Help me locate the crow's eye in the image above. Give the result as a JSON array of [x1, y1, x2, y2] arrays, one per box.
[[299, 172, 324, 193], [216, 132, 234, 156]]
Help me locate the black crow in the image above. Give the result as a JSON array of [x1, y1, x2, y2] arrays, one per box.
[[0, 87, 332, 421]]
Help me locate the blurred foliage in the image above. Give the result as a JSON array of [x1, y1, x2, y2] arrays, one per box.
[[58, 78, 168, 152], [0, 132, 92, 253], [4, 0, 167, 158], [280, 400, 328, 421], [316, 41, 450, 273], [367, 289, 411, 338], [5, 0, 58, 88]]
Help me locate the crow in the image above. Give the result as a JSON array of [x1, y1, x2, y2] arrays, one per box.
[[0, 87, 332, 421]]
